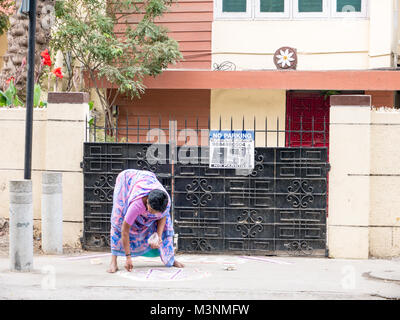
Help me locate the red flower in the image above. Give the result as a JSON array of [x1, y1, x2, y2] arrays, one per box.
[[52, 67, 63, 79], [6, 76, 15, 85], [40, 49, 52, 67]]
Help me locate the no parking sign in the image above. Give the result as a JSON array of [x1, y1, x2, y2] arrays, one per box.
[[209, 130, 254, 169]]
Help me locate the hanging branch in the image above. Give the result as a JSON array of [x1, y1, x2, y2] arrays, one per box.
[[51, 0, 183, 137]]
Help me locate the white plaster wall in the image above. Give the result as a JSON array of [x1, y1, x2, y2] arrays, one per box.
[[369, 0, 395, 68], [212, 1, 397, 70], [210, 89, 286, 147], [213, 19, 369, 70], [0, 102, 89, 247]]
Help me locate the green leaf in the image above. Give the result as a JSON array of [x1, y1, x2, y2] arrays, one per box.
[[88, 100, 94, 111], [13, 95, 23, 107], [8, 80, 16, 96], [4, 87, 14, 105], [0, 91, 8, 106], [0, 90, 12, 106], [33, 84, 41, 107]]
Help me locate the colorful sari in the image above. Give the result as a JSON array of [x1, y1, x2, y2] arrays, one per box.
[[110, 169, 175, 267]]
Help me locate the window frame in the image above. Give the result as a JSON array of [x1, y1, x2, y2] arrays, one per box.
[[293, 0, 329, 18], [215, 0, 253, 19], [255, 0, 291, 19], [214, 0, 369, 20], [331, 0, 368, 18]]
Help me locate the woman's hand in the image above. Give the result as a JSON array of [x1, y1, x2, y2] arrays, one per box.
[[125, 256, 133, 272], [150, 236, 162, 249]]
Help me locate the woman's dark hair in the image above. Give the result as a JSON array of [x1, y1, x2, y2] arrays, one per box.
[[148, 189, 169, 213]]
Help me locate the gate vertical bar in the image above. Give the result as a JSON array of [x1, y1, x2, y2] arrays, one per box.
[[265, 116, 268, 147], [254, 116, 256, 146], [312, 116, 314, 147], [137, 116, 140, 143], [126, 113, 128, 142], [115, 114, 118, 142], [300, 116, 303, 146], [277, 117, 279, 147], [104, 117, 106, 142], [85, 115, 88, 142], [93, 116, 96, 142]]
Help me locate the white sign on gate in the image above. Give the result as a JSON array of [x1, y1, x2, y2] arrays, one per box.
[[209, 130, 254, 169]]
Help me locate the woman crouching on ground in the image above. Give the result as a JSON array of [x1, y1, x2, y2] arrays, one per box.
[[107, 169, 184, 273]]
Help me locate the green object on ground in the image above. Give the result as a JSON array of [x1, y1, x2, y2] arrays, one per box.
[[142, 249, 160, 258]]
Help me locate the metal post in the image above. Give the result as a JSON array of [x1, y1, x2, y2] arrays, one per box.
[[23, 0, 37, 180]]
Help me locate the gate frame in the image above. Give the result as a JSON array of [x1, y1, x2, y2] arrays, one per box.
[[82, 115, 330, 256]]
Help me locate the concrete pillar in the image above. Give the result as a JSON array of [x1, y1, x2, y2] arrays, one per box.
[[369, 110, 400, 257], [9, 180, 33, 271], [46, 92, 89, 246], [328, 95, 371, 259], [41, 172, 63, 254]]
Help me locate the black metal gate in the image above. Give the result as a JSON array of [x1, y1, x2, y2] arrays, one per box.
[[174, 146, 328, 256], [82, 116, 329, 256]]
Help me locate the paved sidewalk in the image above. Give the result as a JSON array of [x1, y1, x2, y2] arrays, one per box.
[[0, 252, 399, 300]]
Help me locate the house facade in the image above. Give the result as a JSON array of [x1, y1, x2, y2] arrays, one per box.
[[107, 0, 400, 147], [99, 0, 400, 258]]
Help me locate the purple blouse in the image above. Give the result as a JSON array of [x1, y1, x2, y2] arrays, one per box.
[[124, 198, 146, 225]]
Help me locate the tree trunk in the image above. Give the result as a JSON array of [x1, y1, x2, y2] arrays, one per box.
[[0, 0, 55, 99]]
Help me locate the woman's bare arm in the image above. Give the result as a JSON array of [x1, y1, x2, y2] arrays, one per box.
[[156, 216, 167, 240], [121, 220, 133, 271], [121, 221, 131, 256]]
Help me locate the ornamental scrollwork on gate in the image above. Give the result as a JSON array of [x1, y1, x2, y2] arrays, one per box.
[[86, 234, 110, 248], [236, 210, 264, 238], [284, 240, 313, 256], [286, 180, 314, 208], [250, 150, 264, 177], [189, 238, 213, 251], [185, 179, 213, 207], [136, 146, 158, 172], [93, 175, 115, 202]]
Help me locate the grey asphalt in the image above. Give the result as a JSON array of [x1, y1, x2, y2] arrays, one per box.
[[0, 252, 399, 300]]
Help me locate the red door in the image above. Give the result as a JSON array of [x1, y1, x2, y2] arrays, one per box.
[[285, 91, 330, 149], [285, 91, 330, 216]]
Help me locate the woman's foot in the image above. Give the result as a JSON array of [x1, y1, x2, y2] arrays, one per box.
[[173, 260, 184, 268], [107, 262, 118, 273], [107, 256, 119, 273]]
